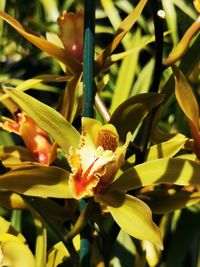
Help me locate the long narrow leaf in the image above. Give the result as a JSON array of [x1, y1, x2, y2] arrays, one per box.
[[108, 158, 200, 192], [96, 0, 147, 71], [4, 89, 80, 156]]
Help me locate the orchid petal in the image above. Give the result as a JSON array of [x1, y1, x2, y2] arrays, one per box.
[[68, 119, 131, 199]]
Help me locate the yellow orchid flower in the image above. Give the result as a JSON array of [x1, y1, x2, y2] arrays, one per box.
[[68, 117, 131, 199], [67, 118, 163, 249]]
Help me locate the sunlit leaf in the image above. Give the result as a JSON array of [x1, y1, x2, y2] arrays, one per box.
[[0, 165, 72, 198], [131, 58, 154, 95], [0, 11, 82, 74], [162, 0, 178, 45], [101, 0, 122, 31], [147, 134, 188, 160], [108, 158, 200, 192], [28, 205, 47, 267], [0, 216, 25, 242], [95, 191, 163, 249], [46, 236, 80, 267], [110, 93, 164, 141], [163, 18, 200, 66], [4, 88, 80, 156]]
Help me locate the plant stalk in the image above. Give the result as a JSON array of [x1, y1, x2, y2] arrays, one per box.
[[81, 0, 96, 266], [138, 0, 164, 163]]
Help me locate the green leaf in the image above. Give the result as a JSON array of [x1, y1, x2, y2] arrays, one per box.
[[60, 74, 82, 123], [28, 205, 47, 267], [0, 166, 72, 198], [96, 0, 148, 71], [95, 191, 163, 249], [108, 158, 200, 192], [162, 0, 178, 45], [4, 88, 80, 156], [110, 30, 141, 112], [147, 133, 188, 160], [110, 93, 164, 141], [165, 207, 200, 267]]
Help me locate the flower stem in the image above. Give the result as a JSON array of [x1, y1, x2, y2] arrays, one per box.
[[81, 0, 96, 266]]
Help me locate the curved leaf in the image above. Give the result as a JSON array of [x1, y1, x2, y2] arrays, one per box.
[[173, 65, 200, 158], [173, 65, 199, 128], [108, 158, 200, 192], [110, 93, 164, 141], [95, 191, 163, 249], [4, 88, 80, 156], [0, 11, 82, 74], [0, 166, 72, 198]]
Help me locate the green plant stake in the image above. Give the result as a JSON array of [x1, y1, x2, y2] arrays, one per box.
[[81, 0, 96, 266]]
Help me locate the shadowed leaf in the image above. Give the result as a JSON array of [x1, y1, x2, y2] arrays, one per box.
[[110, 93, 164, 141]]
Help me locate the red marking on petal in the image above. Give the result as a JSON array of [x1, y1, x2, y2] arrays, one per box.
[[72, 158, 99, 198]]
